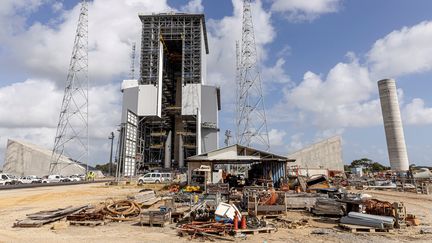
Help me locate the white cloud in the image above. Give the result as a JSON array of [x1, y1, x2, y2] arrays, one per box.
[[314, 128, 344, 142], [2, 0, 172, 85], [180, 0, 204, 13], [270, 0, 342, 22], [88, 84, 121, 139], [283, 57, 382, 129], [0, 0, 222, 165], [206, 0, 279, 106], [261, 58, 291, 84], [287, 61, 371, 111], [403, 98, 432, 125], [276, 45, 291, 57], [0, 79, 121, 165], [275, 20, 432, 133], [0, 0, 46, 39], [0, 79, 61, 128], [268, 128, 287, 146], [368, 21, 432, 78], [266, 20, 432, 156], [51, 2, 63, 13], [286, 133, 304, 153]]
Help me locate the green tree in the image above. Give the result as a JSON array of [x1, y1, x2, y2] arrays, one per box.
[[95, 162, 116, 175], [348, 158, 389, 172], [351, 158, 373, 168], [370, 162, 389, 172], [344, 164, 351, 172]]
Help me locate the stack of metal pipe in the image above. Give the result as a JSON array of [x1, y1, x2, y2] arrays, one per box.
[[340, 212, 395, 229]]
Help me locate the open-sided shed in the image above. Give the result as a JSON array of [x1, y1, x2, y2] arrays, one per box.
[[186, 144, 294, 187]]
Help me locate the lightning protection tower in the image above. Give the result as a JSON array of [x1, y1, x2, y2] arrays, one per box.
[[50, 0, 89, 174], [236, 0, 270, 150], [129, 42, 136, 79]]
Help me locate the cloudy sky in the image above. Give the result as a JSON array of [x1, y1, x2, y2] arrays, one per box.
[[0, 0, 432, 167]]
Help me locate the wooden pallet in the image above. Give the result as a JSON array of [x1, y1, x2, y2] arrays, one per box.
[[339, 224, 393, 233], [234, 227, 276, 235], [69, 220, 106, 227], [14, 206, 89, 228]]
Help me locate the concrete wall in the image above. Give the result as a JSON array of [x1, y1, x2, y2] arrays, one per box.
[[288, 136, 344, 171], [2, 139, 85, 177]]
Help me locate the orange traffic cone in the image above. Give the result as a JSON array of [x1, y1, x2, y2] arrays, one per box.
[[234, 211, 239, 230], [241, 215, 247, 229]]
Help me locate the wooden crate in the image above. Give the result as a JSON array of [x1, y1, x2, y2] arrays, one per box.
[[246, 191, 287, 215]]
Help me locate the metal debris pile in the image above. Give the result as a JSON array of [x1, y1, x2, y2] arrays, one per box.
[[340, 212, 395, 229], [178, 221, 234, 241], [14, 198, 154, 227], [12, 174, 425, 240], [312, 198, 345, 216]]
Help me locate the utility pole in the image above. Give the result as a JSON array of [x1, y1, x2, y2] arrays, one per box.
[[50, 0, 89, 174], [235, 0, 270, 151], [108, 132, 115, 176]]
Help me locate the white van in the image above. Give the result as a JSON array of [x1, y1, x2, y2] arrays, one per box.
[[42, 175, 63, 183], [138, 172, 172, 184], [0, 173, 14, 186]]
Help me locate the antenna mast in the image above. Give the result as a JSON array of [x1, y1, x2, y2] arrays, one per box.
[[236, 0, 270, 150], [50, 0, 89, 174]]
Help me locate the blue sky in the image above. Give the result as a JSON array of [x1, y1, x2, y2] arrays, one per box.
[[0, 0, 431, 167]]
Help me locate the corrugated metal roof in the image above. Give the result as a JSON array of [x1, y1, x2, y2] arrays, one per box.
[[187, 144, 292, 162]]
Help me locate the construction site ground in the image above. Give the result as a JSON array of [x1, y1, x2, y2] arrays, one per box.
[[0, 183, 431, 243]]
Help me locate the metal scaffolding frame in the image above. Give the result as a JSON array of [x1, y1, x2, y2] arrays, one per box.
[[133, 13, 207, 170], [139, 14, 208, 86]]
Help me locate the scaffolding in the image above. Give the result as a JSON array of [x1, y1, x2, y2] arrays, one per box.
[[139, 14, 208, 86], [133, 13, 207, 170]]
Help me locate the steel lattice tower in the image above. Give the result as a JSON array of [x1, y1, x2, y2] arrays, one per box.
[[129, 42, 136, 79], [236, 0, 270, 150], [50, 0, 89, 174]]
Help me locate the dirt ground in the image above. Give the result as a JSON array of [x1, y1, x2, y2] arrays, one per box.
[[0, 184, 431, 243]]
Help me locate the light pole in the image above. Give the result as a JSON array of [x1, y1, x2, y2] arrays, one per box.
[[108, 131, 115, 176]]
